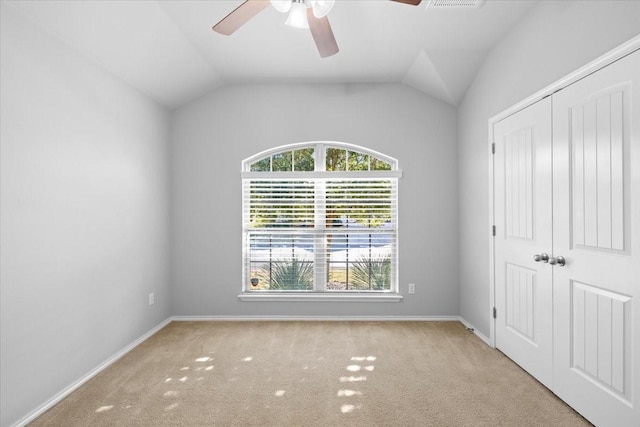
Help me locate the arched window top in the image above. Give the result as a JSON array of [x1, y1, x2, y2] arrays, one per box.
[[242, 142, 399, 174]]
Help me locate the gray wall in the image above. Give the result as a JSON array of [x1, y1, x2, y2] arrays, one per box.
[[170, 83, 459, 317], [0, 6, 171, 426], [6, 0, 639, 424], [458, 0, 640, 337]]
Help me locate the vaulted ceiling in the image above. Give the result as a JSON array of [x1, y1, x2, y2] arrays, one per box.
[[5, 0, 538, 109]]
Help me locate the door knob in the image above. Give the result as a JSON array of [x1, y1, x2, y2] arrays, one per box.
[[533, 253, 549, 263], [549, 256, 566, 266]]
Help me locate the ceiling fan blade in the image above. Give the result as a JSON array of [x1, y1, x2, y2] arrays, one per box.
[[212, 0, 270, 35], [307, 8, 339, 58], [390, 0, 423, 5]]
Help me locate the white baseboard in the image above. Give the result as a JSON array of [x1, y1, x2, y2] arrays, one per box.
[[171, 315, 461, 322], [12, 317, 172, 427], [458, 317, 492, 347], [174, 316, 492, 347]]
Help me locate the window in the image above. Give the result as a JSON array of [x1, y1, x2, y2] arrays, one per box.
[[241, 142, 401, 299]]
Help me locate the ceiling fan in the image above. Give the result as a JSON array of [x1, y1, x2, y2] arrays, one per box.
[[212, 0, 422, 58]]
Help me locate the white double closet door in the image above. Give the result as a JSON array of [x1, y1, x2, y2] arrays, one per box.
[[494, 50, 639, 427]]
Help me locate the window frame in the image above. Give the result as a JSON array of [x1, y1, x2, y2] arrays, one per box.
[[240, 142, 402, 302]]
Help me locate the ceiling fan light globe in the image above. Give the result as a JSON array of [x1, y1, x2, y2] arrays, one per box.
[[285, 1, 309, 29], [311, 0, 334, 18], [270, 0, 291, 13]]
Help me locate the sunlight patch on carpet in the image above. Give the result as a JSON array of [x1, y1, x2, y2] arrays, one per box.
[[351, 356, 377, 361], [337, 389, 362, 397], [339, 376, 367, 382], [341, 404, 356, 413], [164, 402, 179, 411]]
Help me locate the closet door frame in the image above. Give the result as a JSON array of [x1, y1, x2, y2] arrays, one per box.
[[488, 35, 640, 349]]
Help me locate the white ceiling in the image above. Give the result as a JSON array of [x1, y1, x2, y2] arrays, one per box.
[[4, 0, 538, 109]]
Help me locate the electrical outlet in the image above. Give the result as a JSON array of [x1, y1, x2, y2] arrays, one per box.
[[149, 292, 155, 306], [408, 283, 415, 294]]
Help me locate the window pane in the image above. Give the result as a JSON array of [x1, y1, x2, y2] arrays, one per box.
[[248, 234, 314, 291], [250, 157, 271, 171], [325, 180, 394, 228], [248, 180, 315, 228], [370, 157, 392, 171], [327, 262, 347, 290], [347, 151, 369, 171], [349, 255, 391, 290], [272, 152, 293, 171], [326, 232, 393, 291], [326, 148, 346, 171], [294, 148, 314, 171]]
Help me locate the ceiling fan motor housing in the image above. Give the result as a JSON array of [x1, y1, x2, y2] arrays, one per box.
[[271, 0, 335, 19]]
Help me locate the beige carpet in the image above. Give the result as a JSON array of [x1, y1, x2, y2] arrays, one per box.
[[31, 321, 590, 426]]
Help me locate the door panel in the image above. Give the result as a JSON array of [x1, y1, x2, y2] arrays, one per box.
[[571, 88, 627, 251], [552, 50, 639, 427], [571, 280, 630, 394], [505, 263, 536, 342], [494, 97, 553, 389]]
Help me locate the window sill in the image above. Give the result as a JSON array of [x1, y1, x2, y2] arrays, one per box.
[[238, 292, 403, 302]]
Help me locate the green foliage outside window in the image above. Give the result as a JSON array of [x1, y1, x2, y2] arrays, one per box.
[[250, 147, 315, 172], [349, 255, 391, 290], [294, 147, 314, 171], [251, 157, 271, 171], [326, 147, 391, 171], [257, 259, 314, 290]]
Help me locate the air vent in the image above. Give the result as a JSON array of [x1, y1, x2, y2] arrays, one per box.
[[426, 0, 484, 9]]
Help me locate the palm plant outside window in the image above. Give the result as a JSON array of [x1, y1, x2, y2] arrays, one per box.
[[242, 142, 400, 294]]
